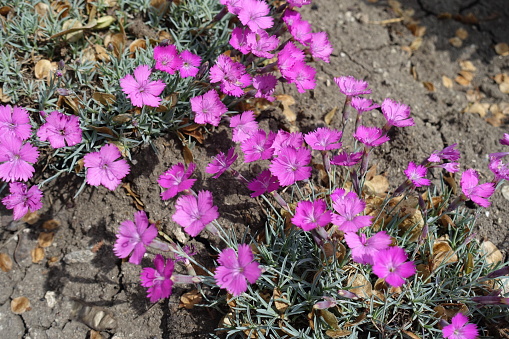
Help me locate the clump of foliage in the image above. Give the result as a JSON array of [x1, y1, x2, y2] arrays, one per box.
[[1, 0, 508, 338]]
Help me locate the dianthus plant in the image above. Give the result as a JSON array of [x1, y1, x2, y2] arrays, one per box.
[[102, 2, 508, 338]]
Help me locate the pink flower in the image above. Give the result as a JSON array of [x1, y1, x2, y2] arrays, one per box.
[[83, 144, 130, 190], [282, 9, 302, 27], [230, 111, 259, 143], [285, 62, 317, 93], [253, 74, 277, 102], [331, 151, 363, 167], [120, 65, 166, 107], [334, 76, 371, 96], [241, 129, 275, 162], [460, 169, 495, 208], [278, 42, 305, 75], [214, 244, 261, 296], [238, 0, 274, 33], [309, 32, 333, 63], [113, 211, 158, 265], [304, 127, 342, 151], [500, 133, 509, 146], [288, 18, 312, 45], [0, 137, 38, 182], [172, 190, 219, 237], [0, 104, 32, 140], [381, 98, 414, 128], [209, 55, 252, 97], [178, 50, 201, 78], [372, 246, 416, 287], [190, 89, 228, 126], [404, 162, 431, 187], [344, 231, 391, 265], [154, 44, 183, 75], [246, 169, 279, 197], [351, 97, 380, 113], [158, 162, 197, 200], [287, 0, 312, 7], [230, 27, 252, 54], [292, 199, 332, 231], [37, 110, 82, 148], [331, 188, 372, 232], [206, 148, 237, 179], [442, 313, 479, 339], [2, 182, 43, 220], [221, 0, 243, 14], [488, 157, 509, 181], [428, 144, 461, 162], [353, 125, 390, 147], [247, 30, 279, 59], [269, 146, 312, 186], [140, 254, 175, 303], [439, 162, 460, 173], [271, 130, 304, 156]]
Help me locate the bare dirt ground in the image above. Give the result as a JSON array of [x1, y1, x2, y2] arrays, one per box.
[[1, 0, 508, 338]]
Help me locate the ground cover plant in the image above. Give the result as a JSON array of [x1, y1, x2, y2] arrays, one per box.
[[1, 0, 509, 338]]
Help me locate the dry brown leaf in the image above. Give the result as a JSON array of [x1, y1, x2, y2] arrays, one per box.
[[407, 23, 426, 37], [422, 81, 435, 91], [57, 95, 82, 114], [481, 241, 503, 264], [449, 37, 463, 48], [94, 44, 110, 62], [75, 158, 85, 174], [402, 330, 422, 339], [273, 288, 289, 313], [364, 175, 389, 195], [409, 37, 423, 51], [0, 253, 13, 272], [61, 19, 84, 42], [458, 70, 474, 82], [93, 92, 116, 105], [432, 238, 458, 270], [0, 88, 12, 103], [455, 74, 471, 86], [319, 309, 339, 330], [442, 75, 453, 88], [182, 144, 194, 164], [499, 82, 509, 94], [35, 3, 50, 17], [455, 28, 468, 40], [453, 13, 478, 25], [459, 60, 476, 72], [89, 330, 103, 339], [434, 304, 469, 320], [51, 0, 70, 18], [22, 211, 40, 224], [179, 290, 202, 309], [121, 183, 144, 210], [493, 73, 506, 84], [11, 297, 31, 314], [410, 65, 418, 80], [104, 32, 126, 57], [38, 232, 55, 248], [463, 102, 489, 117], [325, 329, 353, 338], [465, 89, 484, 102], [129, 39, 147, 56], [276, 94, 296, 124], [31, 246, 45, 263], [348, 272, 372, 299], [494, 43, 509, 56], [35, 60, 57, 79], [486, 111, 507, 127], [324, 106, 338, 125], [42, 219, 61, 231]]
